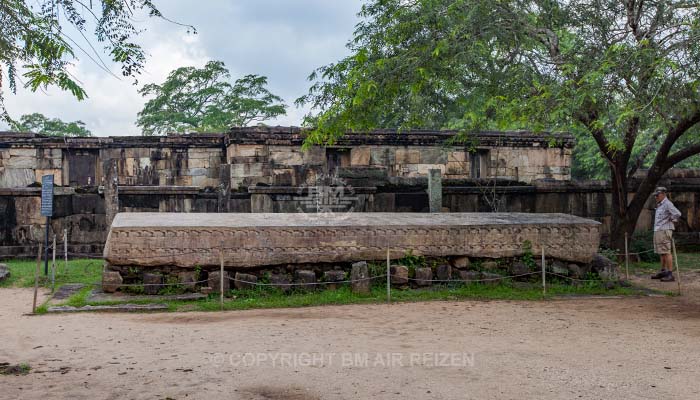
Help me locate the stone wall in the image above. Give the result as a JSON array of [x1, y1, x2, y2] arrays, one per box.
[[1, 128, 573, 192], [3, 178, 700, 258]]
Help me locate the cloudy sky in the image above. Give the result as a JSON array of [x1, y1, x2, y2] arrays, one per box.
[[2, 1, 363, 136]]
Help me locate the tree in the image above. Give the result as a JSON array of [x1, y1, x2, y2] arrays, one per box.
[[298, 0, 700, 249], [136, 61, 287, 135], [10, 112, 91, 136], [0, 1, 194, 122]]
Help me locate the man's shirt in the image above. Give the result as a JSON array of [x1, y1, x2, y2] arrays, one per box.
[[654, 197, 681, 232]]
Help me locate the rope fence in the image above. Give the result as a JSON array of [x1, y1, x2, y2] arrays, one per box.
[[17, 231, 688, 314]]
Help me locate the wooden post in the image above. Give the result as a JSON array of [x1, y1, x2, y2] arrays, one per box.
[[624, 233, 630, 281], [672, 238, 681, 295], [541, 245, 546, 296], [386, 248, 391, 304], [51, 234, 56, 293], [219, 243, 225, 310], [63, 228, 68, 275], [32, 243, 43, 314]]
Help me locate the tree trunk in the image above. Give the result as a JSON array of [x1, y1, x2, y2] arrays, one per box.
[[608, 165, 665, 251]]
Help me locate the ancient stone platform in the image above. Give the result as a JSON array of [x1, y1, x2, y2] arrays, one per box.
[[103, 212, 600, 268]]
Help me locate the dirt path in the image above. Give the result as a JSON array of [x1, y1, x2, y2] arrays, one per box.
[[1, 288, 700, 400]]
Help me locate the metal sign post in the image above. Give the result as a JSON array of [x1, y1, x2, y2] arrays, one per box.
[[41, 175, 54, 276]]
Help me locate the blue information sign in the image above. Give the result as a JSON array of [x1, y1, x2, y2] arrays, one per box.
[[41, 175, 54, 217]]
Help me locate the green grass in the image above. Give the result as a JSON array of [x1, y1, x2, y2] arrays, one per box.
[[626, 251, 700, 274], [54, 281, 640, 313], [0, 258, 102, 288]]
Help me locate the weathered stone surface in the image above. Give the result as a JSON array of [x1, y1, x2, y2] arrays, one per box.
[[294, 270, 317, 289], [390, 265, 409, 285], [0, 263, 9, 282], [323, 270, 346, 290], [436, 264, 452, 281], [451, 256, 470, 269], [143, 273, 164, 295], [590, 254, 619, 281], [350, 262, 370, 295], [481, 261, 499, 271], [428, 169, 442, 213], [481, 272, 504, 284], [270, 273, 292, 292], [233, 272, 258, 290], [208, 271, 230, 293], [103, 213, 601, 271], [102, 271, 123, 293], [178, 271, 198, 290], [510, 261, 530, 276], [567, 264, 583, 279], [456, 270, 480, 282], [550, 261, 569, 276], [414, 267, 433, 286]]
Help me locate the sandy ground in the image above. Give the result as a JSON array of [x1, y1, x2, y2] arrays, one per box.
[[2, 287, 700, 400]]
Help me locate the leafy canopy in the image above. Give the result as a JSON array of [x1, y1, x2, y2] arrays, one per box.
[[298, 0, 700, 177], [136, 61, 287, 135], [0, 0, 194, 121], [10, 112, 91, 136]]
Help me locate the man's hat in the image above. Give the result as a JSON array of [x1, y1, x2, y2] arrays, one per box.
[[653, 186, 668, 195]]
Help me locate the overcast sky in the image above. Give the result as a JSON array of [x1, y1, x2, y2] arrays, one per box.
[[2, 1, 363, 136]]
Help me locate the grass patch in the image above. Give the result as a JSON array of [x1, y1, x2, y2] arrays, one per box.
[[626, 251, 700, 274], [0, 258, 101, 288], [58, 280, 641, 314], [0, 363, 31, 375]]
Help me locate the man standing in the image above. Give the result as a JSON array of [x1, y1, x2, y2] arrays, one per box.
[[651, 187, 681, 282]]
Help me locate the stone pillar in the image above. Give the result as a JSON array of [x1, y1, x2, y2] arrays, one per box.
[[428, 168, 442, 213], [103, 160, 119, 228], [218, 164, 231, 213]]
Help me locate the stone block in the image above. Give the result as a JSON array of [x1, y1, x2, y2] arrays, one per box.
[[227, 144, 266, 159], [0, 263, 9, 282], [510, 261, 530, 277], [550, 261, 569, 276], [323, 270, 346, 290], [456, 270, 480, 283], [448, 151, 467, 163], [428, 169, 442, 213], [104, 213, 602, 270], [294, 270, 317, 289], [143, 273, 164, 295], [436, 264, 452, 281], [270, 273, 292, 292], [302, 147, 326, 166], [178, 271, 198, 290], [349, 262, 370, 295], [208, 271, 230, 293], [350, 147, 371, 166], [9, 148, 36, 157], [390, 265, 409, 285], [451, 256, 470, 269], [567, 264, 582, 279], [414, 267, 433, 286], [419, 148, 448, 164], [481, 261, 499, 271], [7, 156, 36, 169], [395, 148, 420, 164], [102, 271, 123, 293], [270, 150, 303, 166], [233, 272, 258, 290], [35, 169, 62, 186], [370, 147, 395, 166]]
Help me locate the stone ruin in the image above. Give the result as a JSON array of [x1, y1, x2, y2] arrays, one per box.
[[101, 212, 603, 294]]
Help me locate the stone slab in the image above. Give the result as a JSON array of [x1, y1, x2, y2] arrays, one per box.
[[104, 212, 601, 268]]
